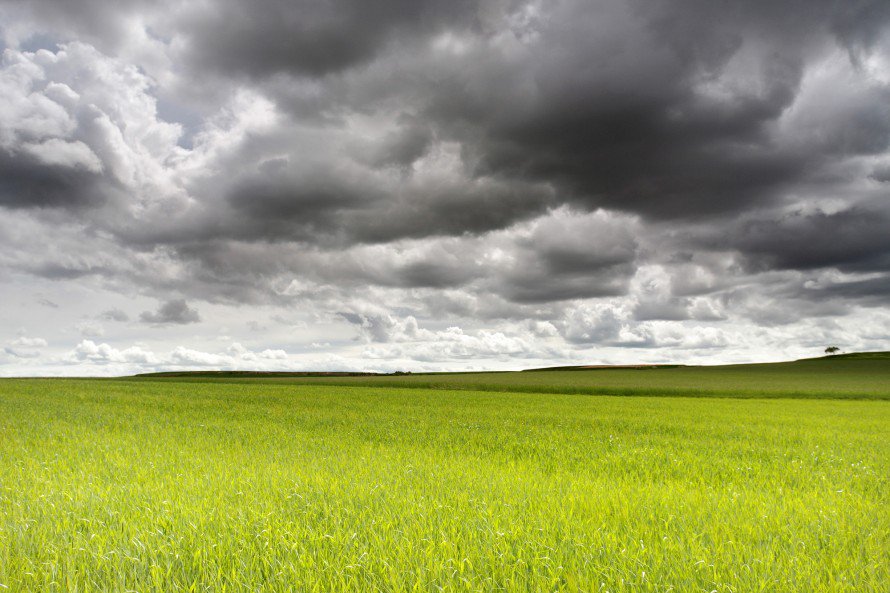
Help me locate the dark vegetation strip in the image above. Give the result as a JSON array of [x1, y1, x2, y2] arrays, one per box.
[[121, 377, 890, 400]]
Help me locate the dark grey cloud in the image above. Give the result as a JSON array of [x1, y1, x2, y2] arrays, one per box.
[[501, 267, 633, 304], [24, 260, 110, 280], [0, 150, 107, 209], [419, 0, 887, 221], [0, 0, 159, 47], [562, 306, 628, 346], [633, 297, 692, 322], [348, 179, 555, 244], [140, 299, 201, 325], [224, 169, 370, 242], [871, 166, 890, 183], [727, 289, 854, 326], [729, 208, 890, 273], [808, 275, 890, 307], [491, 210, 640, 303], [99, 308, 129, 322], [178, 0, 479, 79], [132, 0, 890, 260], [338, 311, 397, 343], [7, 0, 886, 236], [359, 119, 434, 170]]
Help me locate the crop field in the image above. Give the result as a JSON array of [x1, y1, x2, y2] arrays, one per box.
[[139, 352, 890, 399], [1, 373, 887, 591]]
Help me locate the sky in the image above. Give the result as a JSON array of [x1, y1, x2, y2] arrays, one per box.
[[1, 0, 889, 376]]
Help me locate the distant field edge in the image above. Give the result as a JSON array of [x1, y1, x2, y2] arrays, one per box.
[[1, 350, 887, 400], [111, 377, 890, 401], [129, 350, 890, 379]]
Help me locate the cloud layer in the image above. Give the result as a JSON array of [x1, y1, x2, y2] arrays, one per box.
[[1, 0, 889, 373]]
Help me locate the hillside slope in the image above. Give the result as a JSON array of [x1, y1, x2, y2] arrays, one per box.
[[130, 352, 890, 399]]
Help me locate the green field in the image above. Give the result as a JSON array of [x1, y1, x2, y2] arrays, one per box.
[[1, 371, 887, 591], [137, 352, 890, 399]]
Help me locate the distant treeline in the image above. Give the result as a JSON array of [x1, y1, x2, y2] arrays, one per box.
[[134, 370, 382, 378]]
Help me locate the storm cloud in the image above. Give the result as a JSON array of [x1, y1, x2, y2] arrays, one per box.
[[140, 299, 201, 325], [0, 0, 888, 374]]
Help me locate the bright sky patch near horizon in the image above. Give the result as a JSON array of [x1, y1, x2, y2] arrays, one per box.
[[1, 0, 889, 375]]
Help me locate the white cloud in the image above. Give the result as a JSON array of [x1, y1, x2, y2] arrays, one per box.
[[0, 42, 187, 211], [170, 346, 230, 367], [21, 138, 103, 171], [10, 336, 47, 348], [3, 336, 48, 359], [64, 340, 292, 372], [72, 340, 158, 364], [355, 316, 560, 363]]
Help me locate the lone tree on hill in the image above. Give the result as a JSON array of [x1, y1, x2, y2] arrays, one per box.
[[824, 346, 840, 355]]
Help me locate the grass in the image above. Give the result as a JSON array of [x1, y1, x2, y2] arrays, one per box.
[[0, 378, 887, 591], [135, 352, 890, 399]]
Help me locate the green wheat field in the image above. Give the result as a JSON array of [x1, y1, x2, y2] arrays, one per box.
[[1, 354, 888, 591]]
